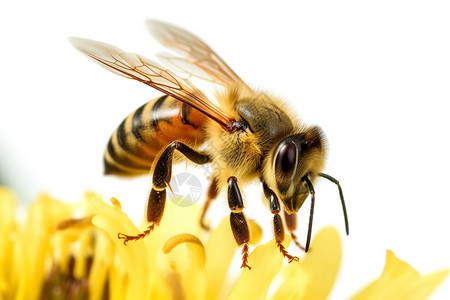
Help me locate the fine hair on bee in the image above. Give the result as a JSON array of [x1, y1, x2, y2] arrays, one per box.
[[70, 20, 349, 269]]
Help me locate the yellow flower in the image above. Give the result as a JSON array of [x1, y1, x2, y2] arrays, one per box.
[[0, 186, 448, 300], [351, 251, 449, 300]]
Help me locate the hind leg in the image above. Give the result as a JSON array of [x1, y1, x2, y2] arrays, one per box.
[[200, 176, 219, 230], [118, 141, 210, 244]]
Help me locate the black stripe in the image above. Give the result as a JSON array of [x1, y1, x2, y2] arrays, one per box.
[[132, 103, 147, 143], [152, 95, 169, 129], [107, 140, 118, 164], [104, 156, 126, 175], [106, 139, 148, 171], [116, 119, 128, 151], [104, 156, 146, 176]]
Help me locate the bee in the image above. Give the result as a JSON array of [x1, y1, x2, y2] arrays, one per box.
[[70, 20, 349, 269]]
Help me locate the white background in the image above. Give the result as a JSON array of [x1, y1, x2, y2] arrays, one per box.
[[1, 1, 449, 299]]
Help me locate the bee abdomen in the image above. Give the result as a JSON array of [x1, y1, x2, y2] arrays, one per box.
[[104, 95, 206, 176]]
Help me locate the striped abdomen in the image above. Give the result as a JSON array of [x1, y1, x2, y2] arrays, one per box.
[[104, 95, 207, 176]]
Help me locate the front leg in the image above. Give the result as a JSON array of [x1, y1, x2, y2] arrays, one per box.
[[118, 141, 210, 244], [284, 212, 305, 251], [262, 182, 299, 263], [227, 176, 252, 270]]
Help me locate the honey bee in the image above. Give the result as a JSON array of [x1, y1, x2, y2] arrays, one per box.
[[70, 20, 349, 269]]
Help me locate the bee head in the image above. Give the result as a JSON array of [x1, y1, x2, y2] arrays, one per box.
[[270, 126, 326, 214]]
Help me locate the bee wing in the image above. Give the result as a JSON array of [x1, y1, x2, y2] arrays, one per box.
[[70, 37, 236, 130], [147, 20, 243, 86]]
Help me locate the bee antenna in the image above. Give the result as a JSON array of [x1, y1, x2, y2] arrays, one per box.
[[319, 173, 349, 236], [302, 176, 315, 253]]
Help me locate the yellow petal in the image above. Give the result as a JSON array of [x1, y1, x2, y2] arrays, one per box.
[[270, 226, 341, 300], [152, 199, 203, 238], [405, 270, 450, 300], [88, 194, 204, 300], [144, 200, 204, 299], [16, 194, 74, 300], [141, 200, 202, 267], [88, 231, 115, 300], [73, 228, 93, 279], [0, 187, 16, 232], [228, 236, 291, 300], [351, 250, 449, 300], [270, 265, 309, 300], [0, 187, 17, 298], [248, 219, 263, 245], [162, 233, 207, 300], [299, 226, 342, 300], [163, 233, 206, 270], [204, 217, 238, 300], [88, 193, 154, 300]]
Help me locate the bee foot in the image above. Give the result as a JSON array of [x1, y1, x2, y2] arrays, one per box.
[[200, 220, 211, 231], [117, 224, 155, 245], [277, 242, 299, 263], [240, 244, 252, 270]]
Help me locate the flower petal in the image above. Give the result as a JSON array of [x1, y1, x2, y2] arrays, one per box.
[[88, 194, 205, 300], [88, 231, 115, 300], [299, 226, 342, 300], [0, 187, 17, 298], [228, 236, 291, 300], [351, 250, 449, 300], [16, 194, 74, 299], [204, 217, 238, 300], [248, 219, 263, 245], [270, 226, 341, 300], [270, 265, 309, 300], [163, 233, 206, 270], [88, 193, 155, 300], [162, 233, 207, 300]]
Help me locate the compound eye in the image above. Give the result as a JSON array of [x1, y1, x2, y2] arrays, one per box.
[[275, 141, 297, 178]]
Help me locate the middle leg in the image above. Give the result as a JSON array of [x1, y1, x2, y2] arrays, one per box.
[[200, 176, 219, 230]]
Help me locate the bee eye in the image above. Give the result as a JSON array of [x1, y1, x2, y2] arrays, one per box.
[[275, 141, 297, 177]]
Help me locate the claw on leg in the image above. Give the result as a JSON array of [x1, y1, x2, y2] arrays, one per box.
[[200, 218, 210, 231], [240, 244, 252, 270], [277, 242, 299, 263], [284, 211, 306, 252], [290, 231, 306, 252], [118, 224, 155, 245]]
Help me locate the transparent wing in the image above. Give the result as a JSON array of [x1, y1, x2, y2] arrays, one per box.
[[69, 37, 236, 130], [147, 20, 243, 86]]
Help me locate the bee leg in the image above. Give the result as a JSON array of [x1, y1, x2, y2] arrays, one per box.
[[118, 141, 210, 245], [200, 176, 218, 230], [284, 211, 306, 251], [117, 189, 164, 244], [228, 176, 251, 270], [262, 183, 299, 263]]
